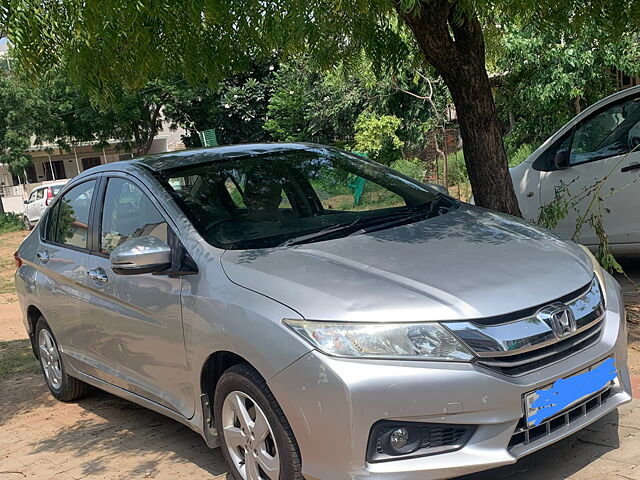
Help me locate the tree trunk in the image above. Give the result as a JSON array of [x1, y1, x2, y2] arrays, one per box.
[[397, 0, 522, 216]]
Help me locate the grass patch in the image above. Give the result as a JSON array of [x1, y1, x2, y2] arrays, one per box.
[[0, 339, 40, 379], [0, 256, 15, 294], [0, 212, 25, 235]]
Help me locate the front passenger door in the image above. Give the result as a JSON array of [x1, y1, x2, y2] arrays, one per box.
[[540, 93, 640, 246], [84, 175, 193, 417]]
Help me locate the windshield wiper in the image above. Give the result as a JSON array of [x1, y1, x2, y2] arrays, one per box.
[[278, 218, 363, 247], [278, 195, 454, 247], [348, 194, 452, 236]]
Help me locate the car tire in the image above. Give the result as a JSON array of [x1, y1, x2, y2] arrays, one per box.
[[35, 317, 90, 402], [23, 216, 33, 230], [214, 364, 303, 480]]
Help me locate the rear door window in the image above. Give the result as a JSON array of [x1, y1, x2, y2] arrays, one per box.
[[46, 181, 96, 249]]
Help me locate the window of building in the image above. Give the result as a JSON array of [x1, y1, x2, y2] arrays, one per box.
[[81, 157, 102, 171]]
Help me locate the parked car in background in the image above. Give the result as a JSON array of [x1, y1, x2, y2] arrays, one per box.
[[22, 181, 68, 230], [15, 144, 631, 480], [511, 86, 640, 254]]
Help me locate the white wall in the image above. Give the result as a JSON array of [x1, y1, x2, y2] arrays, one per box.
[[1, 194, 24, 214]]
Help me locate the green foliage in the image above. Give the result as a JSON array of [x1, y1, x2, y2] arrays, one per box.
[[0, 340, 40, 379], [389, 157, 424, 180], [445, 150, 469, 186], [494, 24, 640, 149], [0, 69, 37, 177], [0, 212, 24, 233], [507, 143, 535, 167], [354, 112, 404, 165]]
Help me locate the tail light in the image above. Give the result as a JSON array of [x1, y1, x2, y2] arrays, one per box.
[[14, 251, 22, 269], [45, 187, 54, 206]]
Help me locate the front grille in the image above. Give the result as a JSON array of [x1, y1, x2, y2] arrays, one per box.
[[447, 277, 606, 376], [508, 387, 612, 449], [419, 425, 468, 449], [475, 321, 604, 376]]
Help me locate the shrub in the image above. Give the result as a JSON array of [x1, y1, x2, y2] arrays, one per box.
[[0, 212, 25, 234], [354, 112, 404, 165], [507, 143, 535, 167], [390, 158, 424, 181]]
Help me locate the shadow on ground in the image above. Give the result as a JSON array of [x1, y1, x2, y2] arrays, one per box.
[[456, 411, 621, 479], [0, 373, 230, 479]]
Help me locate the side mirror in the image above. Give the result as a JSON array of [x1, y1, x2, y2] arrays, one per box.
[[110, 236, 172, 275], [427, 183, 449, 195], [554, 150, 570, 170], [23, 200, 28, 205]]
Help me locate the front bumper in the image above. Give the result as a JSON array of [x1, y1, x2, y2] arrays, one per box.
[[268, 273, 632, 480]]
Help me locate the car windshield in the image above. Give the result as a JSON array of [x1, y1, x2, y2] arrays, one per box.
[[157, 147, 457, 249]]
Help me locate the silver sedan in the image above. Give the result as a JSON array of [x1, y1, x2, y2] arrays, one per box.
[[15, 143, 632, 480]]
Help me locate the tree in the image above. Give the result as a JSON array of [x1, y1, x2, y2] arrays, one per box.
[[5, 0, 638, 215], [34, 74, 187, 157], [0, 68, 39, 212], [164, 61, 278, 146], [493, 25, 640, 152]]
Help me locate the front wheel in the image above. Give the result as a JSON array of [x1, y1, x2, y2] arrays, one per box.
[[214, 364, 303, 480], [23, 216, 33, 230]]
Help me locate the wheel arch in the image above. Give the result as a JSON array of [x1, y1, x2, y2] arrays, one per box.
[[26, 305, 44, 358], [200, 350, 249, 400]]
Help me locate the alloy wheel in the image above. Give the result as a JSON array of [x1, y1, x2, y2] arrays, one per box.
[[38, 329, 62, 390], [222, 390, 280, 480]]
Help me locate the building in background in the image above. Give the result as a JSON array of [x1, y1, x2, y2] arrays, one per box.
[[0, 121, 187, 213]]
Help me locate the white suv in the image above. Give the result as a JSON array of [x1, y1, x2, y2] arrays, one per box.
[[23, 181, 67, 229]]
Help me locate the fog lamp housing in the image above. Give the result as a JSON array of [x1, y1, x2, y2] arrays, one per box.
[[366, 420, 475, 463]]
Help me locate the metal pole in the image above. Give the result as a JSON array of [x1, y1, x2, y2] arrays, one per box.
[[102, 148, 108, 164], [47, 152, 56, 180], [73, 145, 82, 174], [442, 121, 449, 190]]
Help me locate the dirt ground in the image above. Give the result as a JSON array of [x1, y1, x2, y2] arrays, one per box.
[[1, 229, 640, 480]]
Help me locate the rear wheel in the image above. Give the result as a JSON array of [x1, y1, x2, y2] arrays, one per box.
[[35, 317, 90, 401], [214, 364, 303, 480]]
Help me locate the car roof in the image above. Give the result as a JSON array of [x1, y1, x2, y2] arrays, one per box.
[[120, 142, 329, 173]]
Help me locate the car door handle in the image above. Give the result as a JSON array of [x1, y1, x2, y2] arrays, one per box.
[[87, 267, 108, 284], [36, 251, 50, 264], [621, 163, 640, 173]]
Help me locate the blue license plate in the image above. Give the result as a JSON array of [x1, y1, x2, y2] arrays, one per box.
[[525, 357, 617, 427]]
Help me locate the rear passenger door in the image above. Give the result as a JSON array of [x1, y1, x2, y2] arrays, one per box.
[[83, 174, 193, 417], [36, 179, 100, 375]]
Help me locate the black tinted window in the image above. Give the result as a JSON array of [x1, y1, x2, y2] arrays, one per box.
[[48, 181, 95, 249], [100, 178, 168, 254], [161, 148, 446, 249]]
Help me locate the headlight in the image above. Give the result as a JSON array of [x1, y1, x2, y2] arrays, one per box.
[[579, 245, 608, 304], [283, 319, 474, 361]]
